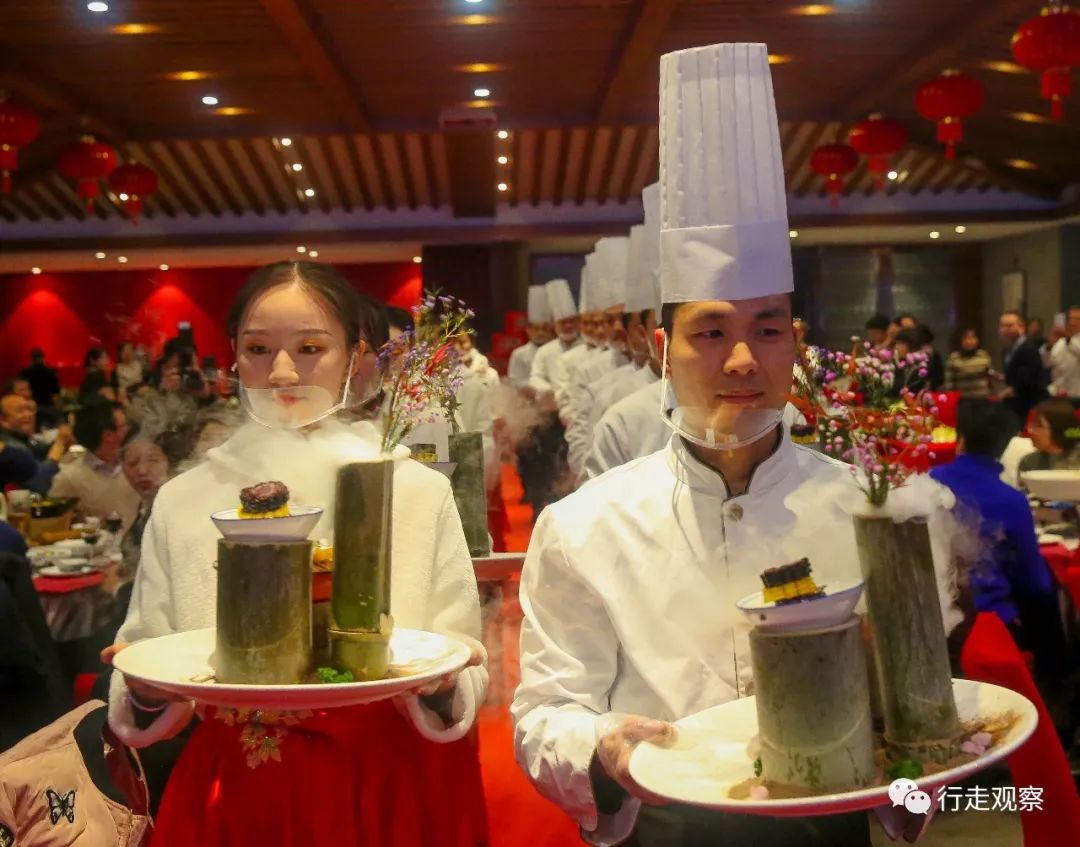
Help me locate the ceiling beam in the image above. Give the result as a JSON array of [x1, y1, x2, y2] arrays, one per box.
[[833, 0, 1035, 120], [0, 69, 125, 142], [257, 0, 372, 132], [594, 0, 681, 123]]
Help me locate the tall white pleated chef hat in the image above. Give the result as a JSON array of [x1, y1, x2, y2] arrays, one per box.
[[527, 284, 553, 324], [659, 42, 791, 306], [641, 182, 662, 316], [626, 225, 652, 313], [657, 43, 791, 450], [593, 236, 630, 312], [544, 278, 577, 322], [579, 253, 596, 315]]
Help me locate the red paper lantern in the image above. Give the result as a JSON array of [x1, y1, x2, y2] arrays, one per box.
[[0, 98, 41, 194], [848, 115, 908, 190], [915, 70, 985, 160], [810, 143, 859, 207], [108, 161, 158, 224], [1012, 5, 1080, 120], [57, 135, 117, 213]]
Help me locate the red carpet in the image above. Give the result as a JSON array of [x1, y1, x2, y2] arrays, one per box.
[[478, 462, 583, 846]]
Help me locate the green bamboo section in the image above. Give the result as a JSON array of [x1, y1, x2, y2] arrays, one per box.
[[750, 617, 876, 791], [215, 540, 313, 684], [449, 431, 490, 557], [330, 459, 394, 680], [854, 514, 960, 752]]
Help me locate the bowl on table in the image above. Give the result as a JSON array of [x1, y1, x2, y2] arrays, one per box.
[[1021, 470, 1080, 502]]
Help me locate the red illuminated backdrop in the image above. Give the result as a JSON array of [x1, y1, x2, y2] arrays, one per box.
[[0, 262, 422, 386]]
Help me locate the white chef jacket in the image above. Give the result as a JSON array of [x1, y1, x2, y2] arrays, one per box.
[[553, 344, 601, 409], [562, 348, 630, 425], [513, 433, 963, 844], [507, 341, 540, 387], [565, 364, 655, 482], [530, 337, 582, 393], [1048, 336, 1080, 397], [456, 365, 498, 492], [585, 380, 669, 480]]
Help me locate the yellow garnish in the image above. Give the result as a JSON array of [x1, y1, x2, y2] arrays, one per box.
[[238, 504, 289, 520]]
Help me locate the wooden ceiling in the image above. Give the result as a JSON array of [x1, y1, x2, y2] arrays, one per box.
[[0, 0, 1076, 230]]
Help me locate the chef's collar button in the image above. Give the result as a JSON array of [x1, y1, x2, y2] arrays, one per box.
[[728, 503, 744, 521]]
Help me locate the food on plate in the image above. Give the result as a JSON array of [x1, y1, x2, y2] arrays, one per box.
[[238, 481, 290, 519], [759, 558, 824, 605]]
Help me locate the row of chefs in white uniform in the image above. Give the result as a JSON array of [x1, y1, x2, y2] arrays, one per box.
[[502, 43, 962, 847]]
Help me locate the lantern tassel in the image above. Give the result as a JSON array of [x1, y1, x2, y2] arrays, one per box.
[[1052, 97, 1065, 121], [945, 142, 955, 161]]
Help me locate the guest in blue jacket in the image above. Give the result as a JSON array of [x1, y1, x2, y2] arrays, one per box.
[[931, 399, 1063, 677]]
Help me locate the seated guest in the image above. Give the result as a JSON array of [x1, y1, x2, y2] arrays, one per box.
[[1018, 398, 1080, 475], [5, 378, 32, 403], [119, 432, 175, 579], [114, 340, 145, 394], [931, 400, 1062, 676], [49, 400, 139, 530], [79, 369, 118, 405], [0, 395, 72, 494], [915, 324, 945, 390], [864, 314, 891, 350]]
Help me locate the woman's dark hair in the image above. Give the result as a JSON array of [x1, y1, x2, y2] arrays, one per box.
[[116, 341, 134, 357], [384, 305, 414, 335], [83, 347, 107, 369], [1033, 398, 1080, 452], [956, 399, 1018, 459], [358, 295, 390, 351], [865, 314, 890, 332], [893, 328, 921, 349], [226, 261, 371, 349]]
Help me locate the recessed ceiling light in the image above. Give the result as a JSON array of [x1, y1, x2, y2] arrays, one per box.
[[215, 106, 252, 116], [982, 60, 1027, 75], [280, 137, 292, 147], [497, 130, 509, 139], [929, 231, 941, 239], [474, 87, 491, 98], [94, 252, 106, 259], [887, 170, 899, 181], [1011, 111, 1052, 125], [455, 62, 504, 73], [789, 4, 834, 16], [768, 55, 792, 66], [201, 95, 219, 106], [497, 155, 509, 164], [308, 250, 319, 259], [297, 246, 307, 253], [789, 230, 799, 238], [159, 263, 169, 271], [291, 163, 303, 172], [164, 70, 211, 81], [413, 256, 423, 264], [455, 14, 495, 25], [955, 225, 967, 234], [31, 267, 41, 275], [497, 182, 509, 192], [304, 188, 316, 197], [87, 2, 109, 12], [118, 193, 129, 201], [111, 23, 161, 35], [1006, 159, 1038, 170], [118, 256, 129, 263], [465, 0, 484, 4]]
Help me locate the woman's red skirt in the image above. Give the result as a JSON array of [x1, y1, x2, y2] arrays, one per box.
[[151, 699, 489, 846]]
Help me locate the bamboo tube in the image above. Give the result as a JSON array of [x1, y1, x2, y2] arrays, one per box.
[[750, 616, 877, 791], [215, 540, 313, 684], [330, 459, 394, 680], [854, 514, 959, 755], [448, 431, 490, 557]]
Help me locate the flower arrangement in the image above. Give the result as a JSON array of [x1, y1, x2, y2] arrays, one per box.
[[377, 290, 475, 453], [793, 337, 944, 506]]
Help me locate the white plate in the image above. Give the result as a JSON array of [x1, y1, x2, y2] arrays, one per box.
[[37, 564, 99, 578], [1022, 469, 1080, 502], [211, 505, 323, 542], [736, 580, 864, 632], [112, 626, 471, 710], [629, 679, 1037, 817]]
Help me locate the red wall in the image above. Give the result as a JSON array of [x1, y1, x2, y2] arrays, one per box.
[[0, 262, 422, 386]]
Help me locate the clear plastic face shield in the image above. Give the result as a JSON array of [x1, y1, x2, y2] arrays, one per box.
[[239, 352, 358, 430], [657, 329, 784, 451]]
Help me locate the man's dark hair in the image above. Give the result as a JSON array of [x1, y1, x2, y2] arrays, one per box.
[[895, 312, 917, 325], [660, 303, 681, 334], [865, 314, 890, 332], [30, 348, 45, 362], [1002, 309, 1025, 323], [74, 399, 122, 452], [956, 399, 1019, 459], [894, 328, 922, 349]]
